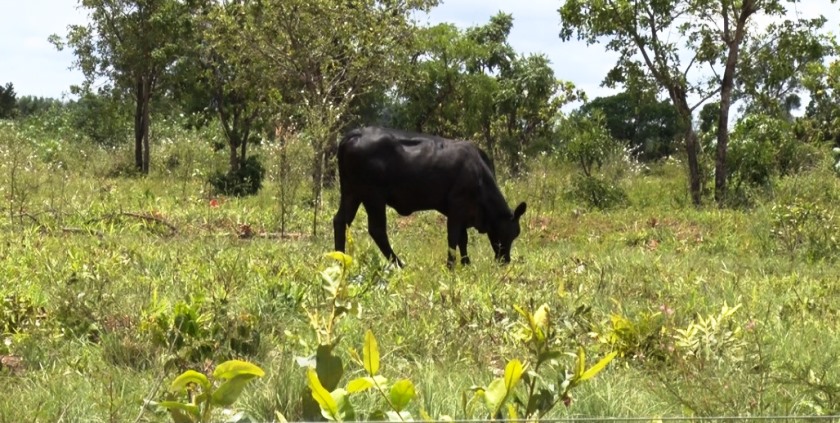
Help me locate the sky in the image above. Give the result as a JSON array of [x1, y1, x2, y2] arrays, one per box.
[[1, 0, 838, 106]]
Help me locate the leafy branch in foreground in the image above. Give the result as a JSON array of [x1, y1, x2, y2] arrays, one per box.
[[307, 329, 417, 422], [469, 304, 617, 420], [151, 359, 265, 423]]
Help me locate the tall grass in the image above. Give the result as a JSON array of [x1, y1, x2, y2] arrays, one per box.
[[1, 120, 840, 421]]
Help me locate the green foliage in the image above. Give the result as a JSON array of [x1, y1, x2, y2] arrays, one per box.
[[770, 201, 840, 261], [306, 330, 418, 421], [4, 119, 840, 420], [673, 302, 746, 365], [142, 292, 261, 368], [559, 110, 617, 177], [53, 0, 195, 173], [0, 82, 18, 119], [154, 359, 265, 423], [566, 174, 628, 211], [496, 304, 616, 418], [208, 155, 266, 197], [802, 52, 840, 145], [579, 92, 678, 161], [14, 95, 64, 119], [68, 92, 130, 147], [390, 13, 582, 173], [727, 114, 818, 202], [598, 310, 670, 362]]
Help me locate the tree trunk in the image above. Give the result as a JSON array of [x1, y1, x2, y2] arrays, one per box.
[[278, 130, 288, 236], [229, 141, 241, 173], [134, 76, 144, 172], [134, 75, 153, 175], [715, 2, 755, 206], [670, 87, 702, 206], [142, 93, 151, 174]]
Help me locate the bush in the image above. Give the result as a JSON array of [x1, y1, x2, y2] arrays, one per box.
[[208, 155, 266, 197], [566, 174, 628, 210], [770, 200, 840, 261], [728, 114, 818, 191]]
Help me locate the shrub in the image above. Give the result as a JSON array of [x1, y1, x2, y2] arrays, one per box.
[[208, 155, 266, 197], [728, 114, 818, 192], [565, 174, 628, 210], [770, 200, 840, 261]]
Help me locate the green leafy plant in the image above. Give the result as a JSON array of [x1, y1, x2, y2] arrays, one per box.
[[154, 359, 265, 423], [142, 291, 261, 368], [469, 304, 617, 420], [770, 201, 840, 261], [673, 302, 747, 365], [566, 173, 628, 210], [307, 329, 417, 421], [598, 309, 672, 362], [208, 155, 266, 197], [296, 251, 372, 420]]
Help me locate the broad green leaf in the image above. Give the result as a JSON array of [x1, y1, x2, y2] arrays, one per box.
[[211, 374, 260, 407], [389, 379, 416, 412], [503, 359, 525, 393], [579, 351, 618, 381], [169, 370, 210, 393], [158, 401, 200, 418], [575, 346, 586, 380], [213, 360, 265, 380], [325, 251, 353, 267], [331, 388, 355, 421], [308, 368, 340, 421], [483, 378, 506, 413], [363, 329, 380, 376], [346, 375, 388, 393], [316, 345, 345, 391], [506, 403, 519, 421], [533, 303, 550, 330]]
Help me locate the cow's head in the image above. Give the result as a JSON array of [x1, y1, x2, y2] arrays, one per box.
[[488, 202, 527, 263]]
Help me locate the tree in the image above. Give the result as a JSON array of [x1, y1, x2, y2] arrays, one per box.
[[559, 0, 827, 205], [736, 18, 832, 120], [52, 0, 193, 174], [801, 49, 840, 145], [579, 92, 678, 161], [237, 0, 438, 236], [391, 13, 582, 173], [16, 96, 64, 118], [176, 0, 272, 182], [0, 82, 17, 119]]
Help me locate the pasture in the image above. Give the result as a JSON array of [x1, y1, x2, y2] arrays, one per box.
[[1, 120, 840, 421]]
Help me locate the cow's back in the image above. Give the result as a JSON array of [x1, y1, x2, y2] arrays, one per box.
[[337, 127, 491, 215]]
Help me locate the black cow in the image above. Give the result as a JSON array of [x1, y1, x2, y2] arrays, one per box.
[[332, 126, 526, 268]]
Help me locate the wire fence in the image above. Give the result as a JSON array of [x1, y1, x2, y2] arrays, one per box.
[[281, 418, 840, 423]]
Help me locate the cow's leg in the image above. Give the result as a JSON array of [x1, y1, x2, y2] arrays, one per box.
[[446, 219, 463, 269], [333, 194, 361, 252], [365, 200, 403, 267], [459, 227, 471, 265]]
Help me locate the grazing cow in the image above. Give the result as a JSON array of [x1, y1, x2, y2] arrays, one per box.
[[332, 126, 526, 268]]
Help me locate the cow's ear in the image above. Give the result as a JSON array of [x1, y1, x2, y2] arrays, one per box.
[[513, 202, 526, 220]]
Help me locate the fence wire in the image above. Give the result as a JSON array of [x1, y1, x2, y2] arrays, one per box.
[[283, 418, 840, 423]]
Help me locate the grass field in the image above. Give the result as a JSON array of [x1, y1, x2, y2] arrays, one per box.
[[2, 120, 840, 422]]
